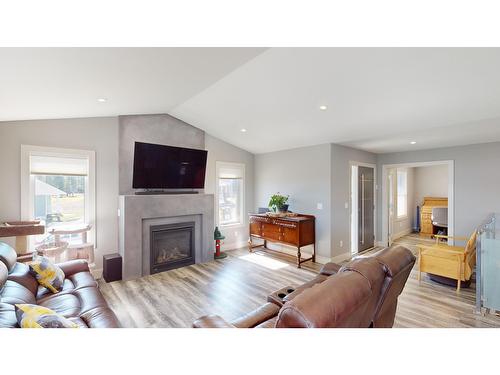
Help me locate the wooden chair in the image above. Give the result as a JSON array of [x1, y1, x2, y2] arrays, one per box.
[[417, 230, 477, 292]]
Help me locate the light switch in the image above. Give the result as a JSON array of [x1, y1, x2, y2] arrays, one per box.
[[345, 202, 349, 209], [317, 203, 323, 210]]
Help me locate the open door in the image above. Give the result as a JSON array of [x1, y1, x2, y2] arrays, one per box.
[[358, 166, 375, 252]]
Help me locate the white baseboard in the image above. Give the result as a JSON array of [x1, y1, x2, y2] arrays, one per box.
[[314, 254, 332, 264], [392, 228, 412, 240], [221, 240, 247, 251], [91, 268, 103, 280], [331, 251, 353, 264], [376, 241, 387, 247]]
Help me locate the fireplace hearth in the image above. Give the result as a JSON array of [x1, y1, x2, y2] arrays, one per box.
[[150, 222, 195, 274]]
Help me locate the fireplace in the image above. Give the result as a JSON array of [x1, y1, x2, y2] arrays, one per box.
[[150, 222, 195, 274]]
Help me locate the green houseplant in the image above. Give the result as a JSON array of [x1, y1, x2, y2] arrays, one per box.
[[268, 193, 289, 213]]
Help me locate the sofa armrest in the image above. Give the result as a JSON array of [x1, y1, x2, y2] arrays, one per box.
[[56, 259, 90, 277], [231, 302, 280, 328], [320, 262, 342, 276], [193, 315, 236, 328]]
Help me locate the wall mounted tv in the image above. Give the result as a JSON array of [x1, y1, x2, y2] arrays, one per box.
[[132, 142, 208, 189]]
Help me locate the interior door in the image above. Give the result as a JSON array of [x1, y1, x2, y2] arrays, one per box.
[[358, 166, 374, 252]]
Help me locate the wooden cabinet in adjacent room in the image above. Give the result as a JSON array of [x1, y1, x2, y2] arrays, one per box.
[[420, 197, 448, 235]]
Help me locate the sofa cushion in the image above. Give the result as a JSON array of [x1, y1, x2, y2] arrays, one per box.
[[0, 262, 7, 291], [15, 303, 79, 328], [7, 263, 39, 295], [30, 255, 65, 293], [276, 271, 373, 328], [0, 302, 18, 328], [39, 293, 81, 318], [80, 307, 120, 328], [0, 281, 37, 305], [36, 278, 76, 302], [0, 242, 17, 272]]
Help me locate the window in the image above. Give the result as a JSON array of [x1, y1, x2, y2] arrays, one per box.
[[396, 169, 408, 218], [21, 145, 95, 248], [216, 162, 244, 227]]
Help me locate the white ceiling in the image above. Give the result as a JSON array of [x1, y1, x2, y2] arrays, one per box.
[[0, 48, 266, 121], [2, 48, 500, 154]]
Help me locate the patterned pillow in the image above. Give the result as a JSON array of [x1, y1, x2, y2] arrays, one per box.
[[29, 255, 65, 293], [15, 304, 79, 328]]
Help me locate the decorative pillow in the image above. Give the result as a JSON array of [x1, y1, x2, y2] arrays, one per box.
[[15, 304, 78, 328], [29, 255, 65, 293]]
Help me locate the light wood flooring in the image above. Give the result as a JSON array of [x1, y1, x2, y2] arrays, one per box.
[[99, 234, 500, 328]]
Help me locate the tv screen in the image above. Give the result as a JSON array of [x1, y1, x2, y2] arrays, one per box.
[[132, 142, 208, 189]]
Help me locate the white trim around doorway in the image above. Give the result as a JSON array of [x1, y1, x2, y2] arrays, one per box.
[[381, 160, 454, 247]]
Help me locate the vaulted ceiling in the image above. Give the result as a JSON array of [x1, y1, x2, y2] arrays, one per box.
[[2, 47, 500, 154]]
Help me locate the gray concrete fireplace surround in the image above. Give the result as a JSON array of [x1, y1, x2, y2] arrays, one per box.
[[119, 194, 214, 280]]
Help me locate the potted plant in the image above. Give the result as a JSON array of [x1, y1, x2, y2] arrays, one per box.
[[268, 193, 289, 213]]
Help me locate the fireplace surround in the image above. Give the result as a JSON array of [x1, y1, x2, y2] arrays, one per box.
[[119, 193, 214, 280]]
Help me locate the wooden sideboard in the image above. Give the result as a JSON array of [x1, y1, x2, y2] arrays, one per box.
[[420, 197, 448, 235], [248, 213, 315, 268]]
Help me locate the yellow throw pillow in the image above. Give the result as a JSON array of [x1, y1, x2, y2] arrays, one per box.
[[29, 255, 65, 293], [15, 304, 79, 328]]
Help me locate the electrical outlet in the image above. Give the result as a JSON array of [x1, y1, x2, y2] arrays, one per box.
[[340, 240, 343, 248], [317, 203, 323, 210], [344, 202, 349, 209]]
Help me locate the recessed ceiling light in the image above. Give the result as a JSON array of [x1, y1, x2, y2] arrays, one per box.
[[319, 105, 328, 111], [240, 128, 247, 133], [410, 141, 417, 145], [97, 98, 107, 103]]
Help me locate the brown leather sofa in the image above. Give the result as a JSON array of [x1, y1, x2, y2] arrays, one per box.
[[193, 245, 415, 328], [0, 241, 120, 328]]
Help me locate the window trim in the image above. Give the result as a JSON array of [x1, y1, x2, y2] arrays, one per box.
[[21, 145, 96, 248], [215, 161, 245, 229], [396, 168, 408, 219]]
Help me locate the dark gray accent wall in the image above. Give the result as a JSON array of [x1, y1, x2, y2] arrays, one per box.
[[119, 114, 205, 195]]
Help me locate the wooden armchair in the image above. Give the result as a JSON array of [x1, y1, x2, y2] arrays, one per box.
[[417, 230, 477, 292]]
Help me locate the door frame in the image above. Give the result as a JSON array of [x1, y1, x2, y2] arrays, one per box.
[[381, 160, 454, 246], [349, 161, 377, 255]]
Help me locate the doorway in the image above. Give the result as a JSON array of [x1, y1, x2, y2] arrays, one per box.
[[350, 162, 376, 254], [381, 160, 454, 247]]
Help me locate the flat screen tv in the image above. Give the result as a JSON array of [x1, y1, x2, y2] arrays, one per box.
[[132, 142, 208, 189]]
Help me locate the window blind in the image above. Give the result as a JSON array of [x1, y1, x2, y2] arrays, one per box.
[[218, 165, 244, 179], [30, 155, 89, 176]]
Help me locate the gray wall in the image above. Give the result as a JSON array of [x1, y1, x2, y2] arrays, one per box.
[[331, 144, 377, 257], [205, 134, 254, 250], [254, 144, 332, 260], [376, 141, 500, 241], [0, 117, 119, 269], [119, 114, 205, 195]]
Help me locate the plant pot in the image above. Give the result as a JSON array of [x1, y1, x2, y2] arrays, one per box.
[[278, 204, 289, 213]]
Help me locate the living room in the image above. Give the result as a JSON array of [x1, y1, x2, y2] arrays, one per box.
[[1, 2, 499, 374]]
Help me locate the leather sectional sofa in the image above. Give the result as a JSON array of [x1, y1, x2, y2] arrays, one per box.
[[193, 245, 416, 328], [0, 242, 120, 328]]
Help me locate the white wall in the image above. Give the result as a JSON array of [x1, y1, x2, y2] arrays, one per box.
[[0, 117, 119, 269], [204, 134, 254, 251], [414, 164, 449, 206], [254, 144, 332, 261]]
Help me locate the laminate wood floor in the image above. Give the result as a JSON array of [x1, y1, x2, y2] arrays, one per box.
[[99, 235, 500, 328]]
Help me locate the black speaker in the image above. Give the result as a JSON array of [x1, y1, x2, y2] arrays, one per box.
[[103, 253, 122, 283]]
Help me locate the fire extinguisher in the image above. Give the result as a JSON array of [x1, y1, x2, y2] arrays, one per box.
[[214, 226, 227, 259]]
